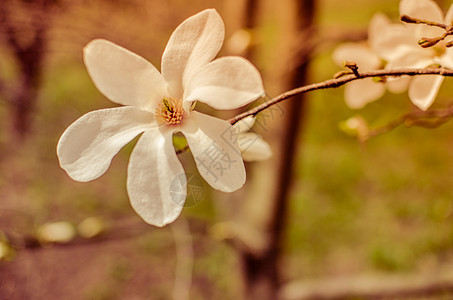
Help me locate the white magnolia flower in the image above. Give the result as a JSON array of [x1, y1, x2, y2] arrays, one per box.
[[233, 116, 272, 162], [375, 0, 453, 110], [333, 13, 409, 109], [57, 9, 264, 227]]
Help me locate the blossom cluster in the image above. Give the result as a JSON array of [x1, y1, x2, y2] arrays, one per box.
[[333, 0, 453, 111]]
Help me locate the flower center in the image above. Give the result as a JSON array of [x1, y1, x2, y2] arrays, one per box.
[[155, 97, 184, 126]]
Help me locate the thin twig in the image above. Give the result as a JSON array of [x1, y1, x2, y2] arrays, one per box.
[[228, 67, 453, 125], [173, 67, 453, 155], [400, 14, 448, 29], [344, 62, 359, 77], [364, 105, 453, 141], [400, 14, 453, 48]]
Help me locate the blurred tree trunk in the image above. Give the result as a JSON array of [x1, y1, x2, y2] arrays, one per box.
[[243, 0, 258, 60], [0, 0, 52, 140], [240, 0, 316, 299], [9, 23, 47, 139]]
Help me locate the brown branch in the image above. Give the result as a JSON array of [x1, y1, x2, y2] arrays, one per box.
[[344, 61, 359, 77], [363, 105, 453, 141], [228, 67, 453, 125], [400, 14, 448, 29], [400, 14, 453, 48], [173, 68, 453, 156]]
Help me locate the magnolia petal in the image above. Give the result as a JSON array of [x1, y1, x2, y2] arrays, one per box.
[[368, 13, 391, 49], [127, 129, 185, 227], [57, 107, 155, 182], [385, 76, 411, 94], [438, 50, 453, 69], [184, 56, 264, 109], [400, 0, 444, 38], [332, 43, 381, 71], [181, 111, 245, 192], [84, 39, 167, 109], [400, 0, 443, 23], [238, 133, 272, 162], [162, 9, 224, 98], [385, 48, 433, 69], [408, 75, 443, 111], [344, 78, 385, 109], [233, 116, 256, 134], [373, 25, 420, 62], [445, 3, 453, 24]]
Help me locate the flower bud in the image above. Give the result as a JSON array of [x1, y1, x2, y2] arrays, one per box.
[[418, 37, 443, 48]]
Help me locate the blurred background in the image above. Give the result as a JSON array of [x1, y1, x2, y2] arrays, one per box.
[[1, 0, 453, 299]]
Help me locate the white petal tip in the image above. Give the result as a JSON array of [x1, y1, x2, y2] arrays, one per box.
[[139, 213, 181, 227], [413, 102, 430, 111]]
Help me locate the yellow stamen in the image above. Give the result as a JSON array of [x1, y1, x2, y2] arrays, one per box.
[[155, 97, 184, 125]]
